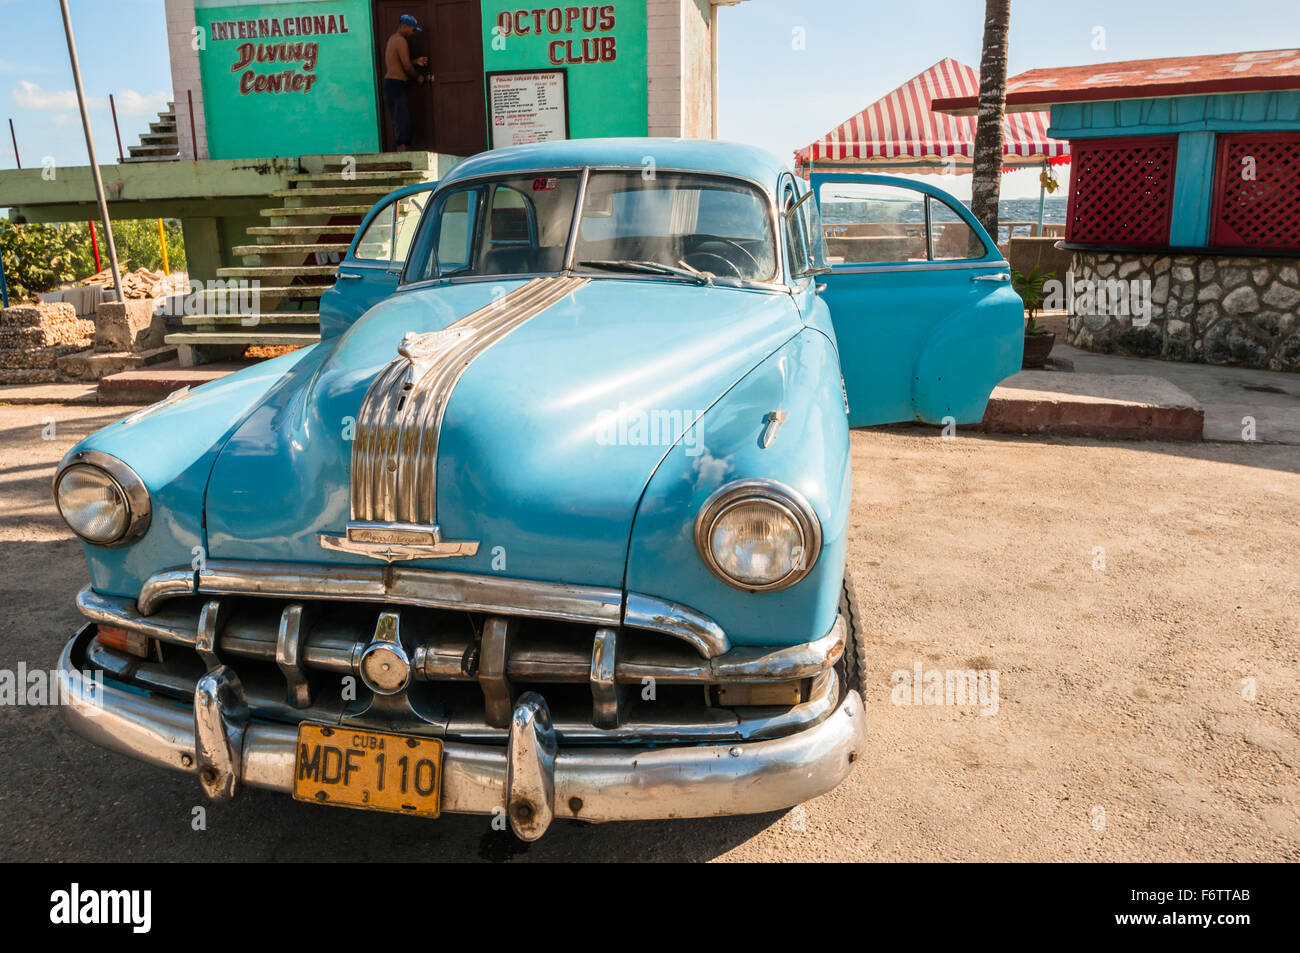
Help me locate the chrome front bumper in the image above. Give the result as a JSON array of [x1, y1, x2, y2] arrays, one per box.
[[59, 628, 866, 840]]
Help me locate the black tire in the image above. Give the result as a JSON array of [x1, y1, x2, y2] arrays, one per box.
[[836, 570, 867, 698]]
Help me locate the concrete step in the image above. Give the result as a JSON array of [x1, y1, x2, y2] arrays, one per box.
[[140, 132, 179, 145], [260, 206, 370, 218], [246, 225, 363, 240], [233, 243, 350, 257], [287, 171, 427, 185], [276, 186, 393, 204], [180, 312, 319, 327], [121, 154, 181, 164], [187, 283, 328, 298], [98, 361, 246, 404], [149, 121, 178, 134], [975, 371, 1204, 441], [56, 345, 178, 381], [322, 159, 420, 173], [165, 330, 321, 347], [217, 265, 338, 279], [128, 145, 178, 157]]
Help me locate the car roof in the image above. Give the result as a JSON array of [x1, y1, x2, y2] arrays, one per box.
[[439, 138, 790, 194]]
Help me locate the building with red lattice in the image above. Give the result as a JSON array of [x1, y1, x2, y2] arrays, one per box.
[[936, 49, 1300, 372]]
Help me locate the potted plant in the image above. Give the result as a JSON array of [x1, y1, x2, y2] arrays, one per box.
[[1011, 265, 1056, 369]]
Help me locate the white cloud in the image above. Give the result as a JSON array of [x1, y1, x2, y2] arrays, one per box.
[[112, 89, 172, 117], [11, 80, 101, 111]]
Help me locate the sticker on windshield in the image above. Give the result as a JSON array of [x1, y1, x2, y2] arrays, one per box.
[[532, 177, 558, 192]]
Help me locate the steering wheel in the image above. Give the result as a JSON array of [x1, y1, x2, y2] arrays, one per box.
[[681, 251, 742, 278], [693, 237, 761, 275]]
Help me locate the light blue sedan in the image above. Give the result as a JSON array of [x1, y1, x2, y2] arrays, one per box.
[[53, 138, 1021, 839]]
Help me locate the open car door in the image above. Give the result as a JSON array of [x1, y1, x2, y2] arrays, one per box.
[[810, 173, 1023, 427], [318, 182, 436, 338]]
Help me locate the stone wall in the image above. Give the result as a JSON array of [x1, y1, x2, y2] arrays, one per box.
[[1066, 249, 1300, 372]]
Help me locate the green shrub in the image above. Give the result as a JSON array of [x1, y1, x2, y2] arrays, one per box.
[[0, 218, 187, 303]]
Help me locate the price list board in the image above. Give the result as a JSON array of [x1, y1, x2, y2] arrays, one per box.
[[486, 69, 571, 148]]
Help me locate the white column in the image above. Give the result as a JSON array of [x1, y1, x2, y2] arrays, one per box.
[[165, 0, 208, 159]]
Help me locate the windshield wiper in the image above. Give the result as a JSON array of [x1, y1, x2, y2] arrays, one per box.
[[578, 259, 712, 284]]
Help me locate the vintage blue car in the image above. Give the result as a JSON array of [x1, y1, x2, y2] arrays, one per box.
[[54, 139, 1021, 839]]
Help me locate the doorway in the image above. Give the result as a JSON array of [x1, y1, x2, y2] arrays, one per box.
[[372, 0, 488, 157]]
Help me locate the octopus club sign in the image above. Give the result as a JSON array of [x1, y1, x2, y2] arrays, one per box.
[[493, 5, 620, 64], [207, 13, 353, 95]]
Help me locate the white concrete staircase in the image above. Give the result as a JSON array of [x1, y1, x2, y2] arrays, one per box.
[[165, 156, 431, 365], [122, 103, 180, 163]]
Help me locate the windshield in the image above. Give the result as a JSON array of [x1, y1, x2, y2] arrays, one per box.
[[574, 172, 776, 281], [405, 169, 777, 284], [405, 173, 581, 283]]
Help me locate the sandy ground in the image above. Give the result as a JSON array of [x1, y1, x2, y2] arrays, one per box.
[[0, 402, 1296, 861]]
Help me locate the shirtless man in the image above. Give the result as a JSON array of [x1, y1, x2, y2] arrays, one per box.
[[382, 14, 429, 151]]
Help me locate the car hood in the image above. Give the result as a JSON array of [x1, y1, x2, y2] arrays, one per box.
[[204, 277, 802, 587]]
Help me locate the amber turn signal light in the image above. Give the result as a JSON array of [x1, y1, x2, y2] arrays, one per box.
[[97, 625, 151, 659]]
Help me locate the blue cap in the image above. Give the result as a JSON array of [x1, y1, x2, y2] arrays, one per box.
[[398, 13, 422, 30]]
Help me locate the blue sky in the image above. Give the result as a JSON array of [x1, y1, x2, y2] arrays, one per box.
[[717, 0, 1300, 197], [1, 0, 1297, 199], [1, 0, 172, 174]]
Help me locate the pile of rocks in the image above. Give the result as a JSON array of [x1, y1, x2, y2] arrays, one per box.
[[0, 302, 95, 384]]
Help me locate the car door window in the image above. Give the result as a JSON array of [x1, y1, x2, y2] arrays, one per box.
[[818, 181, 989, 265], [353, 191, 430, 267], [393, 192, 429, 263], [818, 182, 928, 264], [353, 202, 397, 261], [785, 184, 827, 279], [928, 195, 987, 261], [434, 188, 478, 275]]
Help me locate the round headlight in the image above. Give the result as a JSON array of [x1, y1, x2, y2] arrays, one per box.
[[53, 451, 150, 546], [695, 480, 821, 592]]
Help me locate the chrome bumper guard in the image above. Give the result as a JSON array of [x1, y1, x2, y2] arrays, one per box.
[[59, 628, 866, 840]]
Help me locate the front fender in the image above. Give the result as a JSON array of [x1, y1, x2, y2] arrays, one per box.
[[63, 345, 325, 598], [624, 328, 850, 647]]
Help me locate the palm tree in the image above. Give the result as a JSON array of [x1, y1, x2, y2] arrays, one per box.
[[970, 0, 1011, 243]]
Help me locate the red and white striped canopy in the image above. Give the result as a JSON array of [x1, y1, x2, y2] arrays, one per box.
[[794, 58, 1070, 175]]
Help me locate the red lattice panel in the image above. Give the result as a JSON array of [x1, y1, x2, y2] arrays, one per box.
[[1066, 137, 1177, 246], [1211, 133, 1300, 250]]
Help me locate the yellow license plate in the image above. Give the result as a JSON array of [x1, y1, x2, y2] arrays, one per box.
[[293, 724, 443, 818]]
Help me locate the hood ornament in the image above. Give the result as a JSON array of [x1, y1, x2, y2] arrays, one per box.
[[398, 327, 478, 389]]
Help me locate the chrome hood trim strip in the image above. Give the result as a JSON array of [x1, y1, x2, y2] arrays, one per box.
[[351, 275, 589, 525]]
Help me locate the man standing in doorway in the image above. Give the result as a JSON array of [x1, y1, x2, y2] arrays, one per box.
[[383, 14, 430, 152]]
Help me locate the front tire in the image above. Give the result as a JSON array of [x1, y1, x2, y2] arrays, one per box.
[[836, 570, 867, 698]]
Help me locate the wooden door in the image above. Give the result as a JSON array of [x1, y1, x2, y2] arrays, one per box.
[[373, 0, 487, 157]]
